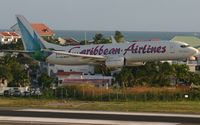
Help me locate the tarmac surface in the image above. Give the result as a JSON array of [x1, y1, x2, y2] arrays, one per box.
[[0, 108, 199, 125]]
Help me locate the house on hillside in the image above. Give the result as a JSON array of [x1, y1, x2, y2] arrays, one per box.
[[38, 62, 112, 88], [11, 23, 80, 45], [65, 37, 80, 45], [0, 32, 21, 44], [11, 23, 55, 39], [57, 37, 80, 45]]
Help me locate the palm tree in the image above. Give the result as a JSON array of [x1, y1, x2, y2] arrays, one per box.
[[114, 31, 125, 43]]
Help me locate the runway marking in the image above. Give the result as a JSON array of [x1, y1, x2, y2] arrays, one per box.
[[18, 109, 200, 118], [0, 116, 179, 125]]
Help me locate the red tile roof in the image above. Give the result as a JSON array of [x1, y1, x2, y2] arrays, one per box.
[[9, 32, 19, 36], [31, 23, 55, 36], [0, 32, 20, 37], [0, 32, 11, 36]]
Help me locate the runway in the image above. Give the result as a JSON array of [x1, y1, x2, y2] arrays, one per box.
[[0, 108, 199, 125]]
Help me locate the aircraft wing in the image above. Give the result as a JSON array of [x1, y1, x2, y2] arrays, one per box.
[[0, 50, 34, 53], [52, 50, 106, 63]]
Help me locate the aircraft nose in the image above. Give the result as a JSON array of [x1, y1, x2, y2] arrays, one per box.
[[189, 47, 199, 55]]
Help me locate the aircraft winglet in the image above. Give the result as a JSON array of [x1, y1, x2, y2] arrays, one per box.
[[111, 36, 117, 44]]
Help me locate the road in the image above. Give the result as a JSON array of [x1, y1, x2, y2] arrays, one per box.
[[0, 108, 199, 125]]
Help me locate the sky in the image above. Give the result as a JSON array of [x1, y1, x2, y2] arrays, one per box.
[[0, 0, 200, 32]]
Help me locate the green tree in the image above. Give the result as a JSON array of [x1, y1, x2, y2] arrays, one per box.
[[0, 39, 24, 50], [38, 73, 54, 89], [80, 40, 88, 45], [173, 64, 190, 84], [114, 31, 125, 43], [155, 62, 175, 86], [93, 33, 103, 43], [16, 53, 34, 64], [8, 60, 30, 87], [93, 33, 111, 44], [131, 66, 149, 86], [0, 54, 16, 65], [94, 65, 111, 76], [114, 67, 134, 87], [143, 62, 159, 86], [130, 62, 175, 87], [9, 71, 29, 87], [0, 54, 30, 87], [0, 65, 13, 83], [188, 72, 200, 85]]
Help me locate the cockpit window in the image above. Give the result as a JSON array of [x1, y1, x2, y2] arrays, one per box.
[[180, 45, 190, 48]]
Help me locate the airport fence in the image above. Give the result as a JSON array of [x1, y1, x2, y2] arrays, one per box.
[[46, 85, 200, 101]]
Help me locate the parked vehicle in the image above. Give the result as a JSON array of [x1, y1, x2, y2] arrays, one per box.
[[3, 90, 12, 96], [35, 89, 42, 96], [30, 88, 42, 96], [13, 90, 21, 96], [22, 91, 31, 97]]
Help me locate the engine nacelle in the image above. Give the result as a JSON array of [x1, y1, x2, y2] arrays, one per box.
[[126, 62, 145, 66], [105, 57, 125, 68]]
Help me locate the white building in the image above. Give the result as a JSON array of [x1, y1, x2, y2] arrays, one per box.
[[0, 32, 20, 44], [56, 71, 112, 87], [39, 62, 113, 87], [45, 63, 95, 76]]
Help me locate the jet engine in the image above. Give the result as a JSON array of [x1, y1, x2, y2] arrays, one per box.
[[105, 57, 125, 68], [126, 62, 145, 66]]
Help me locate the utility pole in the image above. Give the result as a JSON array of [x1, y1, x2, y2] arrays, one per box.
[[84, 31, 87, 45]]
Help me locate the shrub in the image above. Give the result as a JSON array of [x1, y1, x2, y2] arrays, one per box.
[[53, 85, 200, 101]]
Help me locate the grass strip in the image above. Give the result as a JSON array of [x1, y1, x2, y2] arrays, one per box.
[[0, 97, 200, 114]]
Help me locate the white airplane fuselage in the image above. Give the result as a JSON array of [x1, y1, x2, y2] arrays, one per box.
[[46, 41, 197, 66], [16, 15, 198, 68]]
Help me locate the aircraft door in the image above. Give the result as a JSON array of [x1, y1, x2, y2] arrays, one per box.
[[170, 43, 175, 53]]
